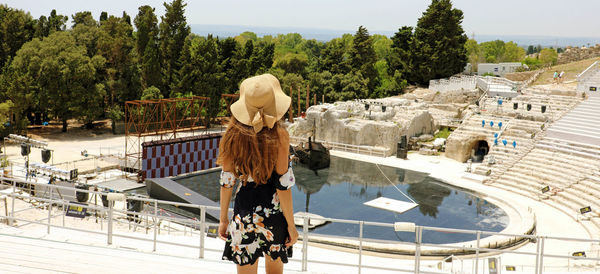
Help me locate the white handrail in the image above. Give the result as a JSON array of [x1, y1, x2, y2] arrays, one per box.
[[576, 61, 599, 79], [2, 180, 600, 273]]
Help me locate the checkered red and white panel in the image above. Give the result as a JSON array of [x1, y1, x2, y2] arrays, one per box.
[[142, 137, 221, 179]]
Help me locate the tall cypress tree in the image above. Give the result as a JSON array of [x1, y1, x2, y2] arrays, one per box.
[[158, 0, 190, 97], [387, 26, 413, 79], [349, 26, 377, 93], [134, 5, 160, 89], [410, 0, 467, 84]]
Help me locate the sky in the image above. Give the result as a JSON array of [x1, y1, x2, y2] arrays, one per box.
[[3, 0, 600, 38]]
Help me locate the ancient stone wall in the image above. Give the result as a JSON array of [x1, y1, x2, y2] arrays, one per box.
[[288, 98, 436, 155], [558, 45, 600, 64]]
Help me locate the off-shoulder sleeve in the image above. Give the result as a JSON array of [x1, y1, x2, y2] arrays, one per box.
[[219, 170, 236, 188], [275, 163, 295, 190]]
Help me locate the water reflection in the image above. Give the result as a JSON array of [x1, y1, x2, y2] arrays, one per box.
[[406, 182, 451, 218], [172, 156, 508, 243]]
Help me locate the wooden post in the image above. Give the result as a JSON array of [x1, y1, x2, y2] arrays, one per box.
[[322, 95, 325, 104], [313, 94, 317, 105], [297, 86, 300, 117], [306, 84, 310, 110], [289, 87, 293, 122]]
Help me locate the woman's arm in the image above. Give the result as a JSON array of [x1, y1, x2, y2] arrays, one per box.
[[218, 157, 235, 240], [275, 127, 298, 247], [277, 188, 298, 247]]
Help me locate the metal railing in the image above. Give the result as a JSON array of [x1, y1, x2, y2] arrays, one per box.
[[429, 76, 477, 92], [577, 61, 600, 92], [290, 136, 389, 157], [1, 179, 600, 274]]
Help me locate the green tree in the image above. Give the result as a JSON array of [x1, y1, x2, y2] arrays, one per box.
[[387, 26, 413, 82], [372, 34, 392, 60], [539, 48, 558, 67], [234, 31, 258, 46], [527, 45, 535, 55], [0, 5, 35, 68], [141, 86, 163, 100], [349, 26, 377, 93], [97, 15, 141, 105], [275, 53, 308, 75], [72, 11, 96, 27], [410, 0, 467, 84], [134, 5, 161, 89], [464, 39, 479, 73], [326, 71, 369, 102], [71, 17, 101, 57], [320, 38, 350, 75], [48, 9, 67, 32], [479, 40, 505, 63], [218, 37, 243, 93], [10, 32, 106, 131], [373, 60, 406, 98], [99, 12, 108, 23], [503, 41, 525, 62], [159, 0, 191, 97], [174, 35, 224, 124]]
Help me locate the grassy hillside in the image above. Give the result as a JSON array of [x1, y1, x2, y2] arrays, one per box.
[[533, 57, 600, 85]]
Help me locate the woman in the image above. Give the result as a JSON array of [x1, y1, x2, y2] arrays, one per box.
[[217, 73, 298, 274]]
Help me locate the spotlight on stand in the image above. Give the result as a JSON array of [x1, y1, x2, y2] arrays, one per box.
[[20, 143, 30, 156]]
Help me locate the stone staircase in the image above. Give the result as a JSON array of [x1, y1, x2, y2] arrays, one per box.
[[473, 118, 543, 178], [480, 92, 581, 121]]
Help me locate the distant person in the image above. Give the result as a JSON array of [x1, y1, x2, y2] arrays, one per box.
[[559, 71, 565, 83], [217, 74, 298, 274], [553, 71, 558, 84]]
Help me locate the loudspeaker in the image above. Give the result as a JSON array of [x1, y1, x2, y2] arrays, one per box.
[[41, 149, 51, 163], [513, 102, 518, 110], [75, 185, 89, 203], [396, 148, 407, 159], [127, 199, 143, 223], [541, 105, 546, 113], [20, 143, 30, 156], [400, 135, 407, 149], [527, 104, 532, 111]]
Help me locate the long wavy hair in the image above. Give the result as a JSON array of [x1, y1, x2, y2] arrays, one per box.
[[217, 117, 280, 185]]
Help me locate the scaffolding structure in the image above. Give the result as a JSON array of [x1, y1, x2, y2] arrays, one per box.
[[124, 97, 210, 178]]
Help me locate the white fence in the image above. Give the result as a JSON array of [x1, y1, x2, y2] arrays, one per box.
[[2, 180, 600, 274], [290, 136, 390, 157], [429, 76, 477, 92]]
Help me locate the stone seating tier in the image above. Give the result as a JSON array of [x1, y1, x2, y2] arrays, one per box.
[[511, 161, 580, 183], [537, 139, 600, 156], [525, 149, 598, 170], [535, 143, 600, 161]]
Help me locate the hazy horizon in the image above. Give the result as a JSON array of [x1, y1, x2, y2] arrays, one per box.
[[3, 0, 600, 46]]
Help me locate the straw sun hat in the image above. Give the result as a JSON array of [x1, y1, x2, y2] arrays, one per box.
[[230, 74, 291, 133]]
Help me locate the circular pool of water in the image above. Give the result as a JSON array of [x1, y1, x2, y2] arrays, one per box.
[[173, 156, 508, 244]]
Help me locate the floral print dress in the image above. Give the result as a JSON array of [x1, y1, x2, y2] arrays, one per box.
[[220, 165, 295, 266]]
